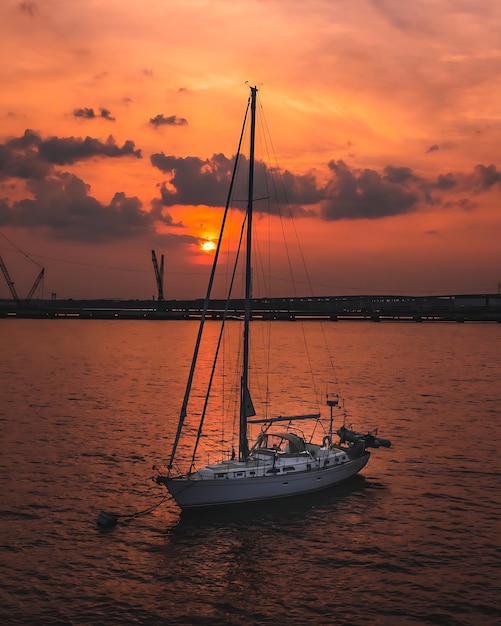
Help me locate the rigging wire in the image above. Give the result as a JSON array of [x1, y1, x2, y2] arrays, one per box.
[[0, 231, 44, 269], [189, 214, 247, 470], [167, 91, 252, 471], [0, 231, 215, 279], [0, 234, 149, 274], [255, 91, 336, 416]]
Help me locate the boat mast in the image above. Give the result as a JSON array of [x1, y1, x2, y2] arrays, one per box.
[[239, 85, 257, 461]]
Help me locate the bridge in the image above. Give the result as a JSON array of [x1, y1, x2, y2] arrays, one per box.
[[1, 293, 501, 322]]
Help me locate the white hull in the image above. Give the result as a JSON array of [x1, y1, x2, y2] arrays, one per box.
[[165, 452, 370, 509]]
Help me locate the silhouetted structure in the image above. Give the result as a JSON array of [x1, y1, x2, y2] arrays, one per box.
[[1, 293, 500, 322]]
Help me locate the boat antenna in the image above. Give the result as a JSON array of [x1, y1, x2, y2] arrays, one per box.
[[326, 392, 339, 441]]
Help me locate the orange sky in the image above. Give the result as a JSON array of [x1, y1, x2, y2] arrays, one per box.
[[0, 0, 500, 299]]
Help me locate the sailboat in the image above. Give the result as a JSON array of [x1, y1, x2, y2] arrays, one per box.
[[154, 86, 391, 509]]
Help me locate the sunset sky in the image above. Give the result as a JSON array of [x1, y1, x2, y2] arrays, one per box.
[[1, 0, 500, 300]]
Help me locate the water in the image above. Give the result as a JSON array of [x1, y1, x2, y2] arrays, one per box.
[[1, 320, 500, 625]]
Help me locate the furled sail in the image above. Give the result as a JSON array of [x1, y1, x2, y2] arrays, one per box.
[[242, 382, 256, 418]]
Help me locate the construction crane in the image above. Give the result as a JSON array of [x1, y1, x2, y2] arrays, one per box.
[[151, 250, 164, 301], [0, 255, 45, 304], [25, 267, 45, 302], [0, 255, 19, 303]]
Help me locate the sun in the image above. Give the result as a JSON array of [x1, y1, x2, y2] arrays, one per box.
[[200, 239, 217, 252]]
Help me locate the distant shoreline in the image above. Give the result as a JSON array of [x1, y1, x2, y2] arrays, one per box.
[[1, 293, 500, 322]]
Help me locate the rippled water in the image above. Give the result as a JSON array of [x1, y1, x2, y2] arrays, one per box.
[[1, 320, 500, 625]]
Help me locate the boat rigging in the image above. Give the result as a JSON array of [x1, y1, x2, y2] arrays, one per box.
[[154, 85, 391, 509]]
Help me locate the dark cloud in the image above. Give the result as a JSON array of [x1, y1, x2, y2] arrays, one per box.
[[73, 107, 116, 121], [150, 152, 318, 217], [39, 135, 140, 164], [472, 164, 501, 191], [423, 164, 501, 197], [0, 131, 141, 179], [0, 145, 50, 180], [383, 165, 417, 185], [149, 114, 188, 128], [2, 128, 500, 245], [150, 193, 185, 228], [426, 144, 440, 154], [1, 171, 183, 243], [435, 164, 501, 195], [3, 172, 167, 242], [443, 198, 477, 211], [321, 160, 419, 220], [99, 108, 115, 121], [18, 2, 37, 17], [0, 131, 164, 242], [74, 107, 96, 119], [6, 129, 40, 150], [280, 169, 324, 206], [434, 173, 456, 190], [150, 151, 501, 221], [0, 131, 51, 180], [151, 153, 233, 206]]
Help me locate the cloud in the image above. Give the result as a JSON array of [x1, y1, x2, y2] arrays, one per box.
[[150, 150, 501, 221], [0, 171, 190, 243], [426, 144, 440, 154], [321, 160, 419, 220], [383, 165, 418, 185], [99, 108, 115, 121], [280, 169, 325, 206], [149, 114, 188, 128], [0, 130, 141, 176], [0, 130, 173, 242], [0, 131, 52, 180], [321, 160, 501, 220], [39, 135, 140, 164], [433, 164, 501, 195], [2, 130, 500, 245], [74, 107, 96, 119], [1, 171, 174, 242], [471, 163, 501, 191], [150, 152, 319, 217], [443, 198, 477, 211], [150, 193, 185, 228], [151, 152, 234, 206], [18, 2, 37, 17], [74, 107, 116, 121], [434, 173, 456, 190]]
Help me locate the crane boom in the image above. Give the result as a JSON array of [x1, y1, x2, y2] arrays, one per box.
[[0, 255, 20, 303], [151, 250, 164, 301], [25, 268, 45, 302]]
